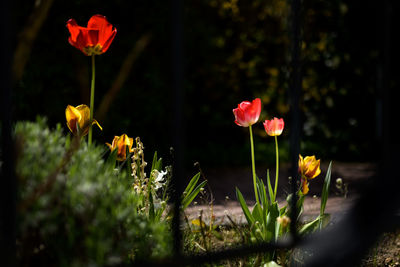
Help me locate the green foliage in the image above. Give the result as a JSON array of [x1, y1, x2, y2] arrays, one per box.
[[181, 173, 207, 210], [320, 161, 332, 216], [15, 118, 171, 266]]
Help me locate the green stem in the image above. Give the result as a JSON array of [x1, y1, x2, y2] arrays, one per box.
[[249, 125, 260, 205], [88, 55, 96, 146], [273, 135, 279, 201]]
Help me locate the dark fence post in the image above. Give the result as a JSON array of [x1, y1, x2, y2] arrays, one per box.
[[0, 0, 16, 266], [171, 0, 185, 258], [288, 0, 302, 241]]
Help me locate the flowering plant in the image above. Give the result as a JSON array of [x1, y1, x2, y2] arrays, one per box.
[[233, 98, 333, 264], [65, 104, 102, 137], [66, 14, 117, 145], [66, 14, 117, 56]]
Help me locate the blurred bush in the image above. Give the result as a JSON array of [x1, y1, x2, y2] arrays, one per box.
[[15, 118, 171, 266]]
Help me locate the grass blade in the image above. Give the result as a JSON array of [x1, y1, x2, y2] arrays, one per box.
[[320, 161, 332, 216]]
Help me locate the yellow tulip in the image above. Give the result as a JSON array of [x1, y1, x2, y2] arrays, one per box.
[[298, 155, 321, 194], [106, 134, 134, 161], [65, 104, 102, 137]]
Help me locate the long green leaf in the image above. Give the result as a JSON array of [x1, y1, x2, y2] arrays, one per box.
[[151, 151, 163, 172], [149, 191, 155, 220], [125, 146, 133, 176], [256, 176, 268, 208], [151, 151, 158, 171], [320, 161, 332, 216], [236, 187, 254, 225], [183, 172, 201, 197], [257, 177, 269, 225], [181, 180, 207, 209], [266, 170, 274, 203], [299, 216, 320, 236], [300, 213, 331, 235], [266, 202, 279, 241], [252, 203, 263, 223], [106, 148, 118, 170], [296, 194, 305, 221]]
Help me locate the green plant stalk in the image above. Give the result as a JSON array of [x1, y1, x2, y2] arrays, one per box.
[[249, 125, 260, 205], [273, 135, 279, 202], [88, 55, 96, 146]]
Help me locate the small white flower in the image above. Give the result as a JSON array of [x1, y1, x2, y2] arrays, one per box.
[[154, 170, 167, 190]]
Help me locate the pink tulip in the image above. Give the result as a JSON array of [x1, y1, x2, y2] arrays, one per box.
[[263, 117, 284, 136], [233, 98, 261, 127]]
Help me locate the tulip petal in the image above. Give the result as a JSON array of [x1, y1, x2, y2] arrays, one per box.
[[106, 134, 133, 161], [87, 15, 113, 43], [66, 19, 80, 43], [92, 119, 103, 131], [65, 105, 82, 135], [105, 142, 113, 150], [233, 107, 246, 126], [233, 98, 261, 127], [101, 29, 117, 53], [263, 117, 284, 136], [67, 15, 116, 56]]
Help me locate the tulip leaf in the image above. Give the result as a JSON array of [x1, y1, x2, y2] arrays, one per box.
[[236, 187, 254, 225], [320, 161, 332, 216], [266, 202, 279, 241], [299, 217, 320, 236], [256, 176, 269, 208], [256, 176, 269, 225], [299, 213, 331, 235], [252, 202, 263, 223], [266, 170, 274, 203]]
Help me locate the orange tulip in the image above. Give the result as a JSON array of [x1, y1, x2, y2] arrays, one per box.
[[65, 105, 102, 136], [298, 155, 321, 194], [66, 14, 117, 56], [106, 134, 134, 161], [263, 117, 284, 136]]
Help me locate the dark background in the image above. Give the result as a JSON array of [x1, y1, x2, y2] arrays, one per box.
[[11, 0, 388, 171]]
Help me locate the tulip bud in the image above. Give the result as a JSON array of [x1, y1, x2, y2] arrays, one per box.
[[277, 215, 291, 228]]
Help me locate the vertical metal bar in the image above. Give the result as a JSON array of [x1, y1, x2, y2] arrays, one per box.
[[0, 0, 16, 266], [171, 0, 184, 258], [288, 0, 302, 242]]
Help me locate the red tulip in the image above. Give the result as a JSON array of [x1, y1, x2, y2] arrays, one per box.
[[66, 14, 117, 56], [263, 117, 284, 136], [233, 98, 261, 127]]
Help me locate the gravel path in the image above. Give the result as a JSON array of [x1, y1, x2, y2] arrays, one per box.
[[185, 162, 376, 225], [185, 195, 356, 225]]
